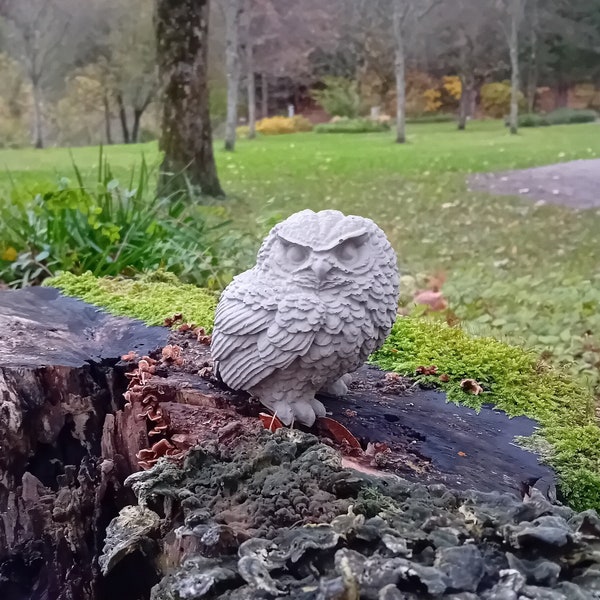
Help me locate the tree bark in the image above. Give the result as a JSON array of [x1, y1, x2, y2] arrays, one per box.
[[261, 72, 268, 119], [247, 42, 256, 139], [155, 0, 224, 197], [31, 80, 44, 149], [103, 92, 113, 145], [458, 74, 475, 131], [458, 75, 471, 130], [116, 93, 130, 144], [131, 109, 143, 144], [508, 0, 522, 135], [526, 0, 539, 114], [393, 0, 407, 144], [224, 0, 243, 151], [0, 287, 170, 600]]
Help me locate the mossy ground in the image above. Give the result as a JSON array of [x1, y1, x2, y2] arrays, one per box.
[[46, 271, 218, 329], [48, 272, 600, 513]]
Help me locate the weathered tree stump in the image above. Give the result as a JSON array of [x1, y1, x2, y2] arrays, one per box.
[[3, 287, 596, 600], [0, 287, 169, 600]]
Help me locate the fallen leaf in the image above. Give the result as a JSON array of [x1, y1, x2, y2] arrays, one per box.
[[318, 416, 362, 450], [458, 451, 467, 457], [258, 412, 284, 433], [414, 290, 448, 312]]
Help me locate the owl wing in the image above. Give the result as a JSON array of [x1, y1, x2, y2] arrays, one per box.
[[211, 275, 322, 391]]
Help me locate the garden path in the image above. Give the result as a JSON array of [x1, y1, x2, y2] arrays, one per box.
[[469, 158, 600, 209]]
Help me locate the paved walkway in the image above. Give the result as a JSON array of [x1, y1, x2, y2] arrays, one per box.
[[468, 158, 600, 209]]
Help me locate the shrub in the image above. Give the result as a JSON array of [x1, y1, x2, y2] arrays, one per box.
[[291, 115, 313, 132], [0, 152, 258, 289], [518, 108, 597, 128], [314, 118, 390, 134], [255, 115, 312, 135], [311, 76, 362, 119], [547, 107, 597, 125], [236, 124, 252, 138], [518, 113, 550, 128], [406, 113, 455, 124], [481, 81, 525, 118]]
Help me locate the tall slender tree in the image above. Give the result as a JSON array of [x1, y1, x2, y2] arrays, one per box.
[[392, 0, 441, 143], [507, 0, 525, 134], [155, 0, 223, 197], [224, 0, 243, 151]]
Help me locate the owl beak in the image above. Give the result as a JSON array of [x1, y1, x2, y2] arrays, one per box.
[[311, 260, 331, 282]]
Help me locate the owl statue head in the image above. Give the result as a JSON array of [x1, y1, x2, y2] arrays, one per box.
[[255, 209, 397, 292]]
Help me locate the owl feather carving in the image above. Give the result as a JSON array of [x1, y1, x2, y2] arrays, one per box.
[[211, 209, 399, 426]]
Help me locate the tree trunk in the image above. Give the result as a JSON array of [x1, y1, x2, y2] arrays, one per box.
[[508, 0, 521, 135], [261, 72, 268, 119], [247, 43, 256, 139], [224, 0, 243, 151], [131, 109, 143, 144], [526, 0, 538, 114], [0, 287, 170, 600], [103, 92, 113, 145], [32, 80, 44, 149], [458, 75, 472, 130], [116, 93, 130, 144], [393, 0, 407, 144], [155, 0, 224, 197]]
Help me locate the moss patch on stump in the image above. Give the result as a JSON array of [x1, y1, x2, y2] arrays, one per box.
[[47, 272, 600, 512]]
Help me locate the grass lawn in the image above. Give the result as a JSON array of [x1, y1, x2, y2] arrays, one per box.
[[2, 120, 600, 392]]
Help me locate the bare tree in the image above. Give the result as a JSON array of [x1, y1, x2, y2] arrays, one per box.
[[3, 0, 72, 148], [429, 0, 503, 130], [155, 0, 223, 197], [246, 39, 257, 138], [224, 0, 243, 151], [107, 0, 158, 144], [392, 0, 409, 143], [245, 0, 334, 118], [392, 0, 440, 143], [507, 0, 525, 134], [525, 0, 539, 113]]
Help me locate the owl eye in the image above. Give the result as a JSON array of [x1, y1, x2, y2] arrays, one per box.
[[335, 241, 358, 263], [286, 244, 309, 264]]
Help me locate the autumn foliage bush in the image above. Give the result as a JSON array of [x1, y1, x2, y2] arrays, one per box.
[[481, 81, 525, 118], [255, 115, 313, 135]]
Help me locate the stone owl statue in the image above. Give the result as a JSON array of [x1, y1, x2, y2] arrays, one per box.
[[211, 209, 399, 426]]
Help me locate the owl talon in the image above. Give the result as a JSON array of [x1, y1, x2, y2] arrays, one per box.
[[319, 374, 353, 398]]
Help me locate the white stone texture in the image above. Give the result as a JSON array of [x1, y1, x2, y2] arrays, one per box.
[[211, 209, 400, 426]]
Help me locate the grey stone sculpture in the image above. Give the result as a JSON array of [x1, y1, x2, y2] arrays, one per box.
[[211, 209, 399, 426]]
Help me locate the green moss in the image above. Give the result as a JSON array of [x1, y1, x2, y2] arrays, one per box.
[[372, 317, 600, 512], [46, 273, 600, 512], [46, 271, 218, 329]]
